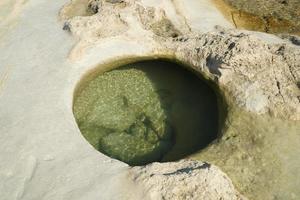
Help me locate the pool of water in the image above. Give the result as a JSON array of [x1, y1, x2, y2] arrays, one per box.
[[73, 60, 220, 166]]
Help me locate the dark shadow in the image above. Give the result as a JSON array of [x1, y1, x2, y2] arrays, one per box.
[[162, 162, 211, 176]]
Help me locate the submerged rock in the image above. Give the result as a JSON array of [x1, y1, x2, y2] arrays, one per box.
[[74, 68, 174, 165], [74, 61, 219, 166]]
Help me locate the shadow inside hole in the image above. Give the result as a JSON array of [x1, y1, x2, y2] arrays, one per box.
[[73, 60, 220, 166]]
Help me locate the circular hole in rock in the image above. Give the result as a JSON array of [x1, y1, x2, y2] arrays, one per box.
[[73, 60, 221, 166]]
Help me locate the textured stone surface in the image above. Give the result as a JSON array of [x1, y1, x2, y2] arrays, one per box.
[[0, 0, 299, 200], [130, 160, 246, 200], [61, 0, 300, 120], [171, 31, 300, 120], [60, 1, 300, 199]]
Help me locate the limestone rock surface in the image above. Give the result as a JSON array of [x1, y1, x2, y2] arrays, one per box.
[[61, 0, 300, 120], [130, 160, 246, 200], [0, 0, 299, 200], [60, 1, 300, 199]]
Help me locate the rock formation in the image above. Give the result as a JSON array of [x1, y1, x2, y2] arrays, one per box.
[[60, 0, 300, 120], [60, 0, 300, 199], [0, 0, 299, 199], [130, 160, 246, 200]]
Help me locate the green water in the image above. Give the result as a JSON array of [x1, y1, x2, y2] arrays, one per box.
[[73, 60, 219, 166]]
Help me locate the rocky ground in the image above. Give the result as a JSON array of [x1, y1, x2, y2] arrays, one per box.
[[130, 160, 245, 200], [61, 1, 300, 199], [0, 0, 299, 200]]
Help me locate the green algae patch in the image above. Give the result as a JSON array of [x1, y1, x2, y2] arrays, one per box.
[[73, 60, 219, 166]]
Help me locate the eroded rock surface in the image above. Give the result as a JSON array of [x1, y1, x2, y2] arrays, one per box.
[[60, 0, 300, 120], [130, 160, 246, 200], [171, 31, 300, 120], [60, 0, 300, 199]]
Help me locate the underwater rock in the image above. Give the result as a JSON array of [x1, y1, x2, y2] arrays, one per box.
[[74, 68, 174, 166], [74, 61, 219, 166]]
